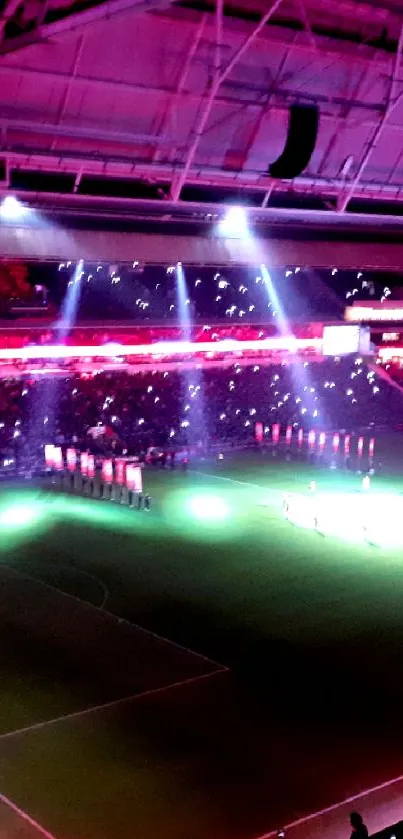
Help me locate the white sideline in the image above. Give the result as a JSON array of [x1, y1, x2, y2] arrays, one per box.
[[0, 791, 58, 839], [0, 667, 228, 742], [253, 772, 403, 839]]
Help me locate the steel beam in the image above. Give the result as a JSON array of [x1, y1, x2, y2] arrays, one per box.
[[0, 60, 389, 122], [50, 34, 86, 152], [0, 116, 177, 147], [0, 0, 176, 56], [215, 0, 224, 76], [153, 14, 207, 163], [295, 0, 317, 52], [338, 22, 403, 212], [5, 146, 403, 203], [2, 223, 403, 266], [6, 188, 403, 225], [0, 0, 22, 41], [171, 0, 285, 201]]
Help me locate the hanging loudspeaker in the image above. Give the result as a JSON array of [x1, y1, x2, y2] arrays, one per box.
[[269, 104, 319, 179]]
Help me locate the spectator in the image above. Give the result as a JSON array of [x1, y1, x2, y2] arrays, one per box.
[[350, 812, 369, 839]]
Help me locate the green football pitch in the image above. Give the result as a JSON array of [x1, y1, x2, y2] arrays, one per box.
[[2, 455, 403, 839]]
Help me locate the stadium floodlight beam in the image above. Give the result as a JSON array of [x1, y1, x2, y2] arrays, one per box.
[[176, 262, 191, 341], [0, 195, 28, 220], [175, 262, 206, 444], [56, 259, 84, 343], [218, 206, 249, 238]]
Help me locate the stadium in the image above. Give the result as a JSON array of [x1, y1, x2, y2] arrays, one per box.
[[3, 1, 403, 838]]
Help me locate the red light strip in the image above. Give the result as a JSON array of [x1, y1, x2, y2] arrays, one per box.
[[0, 337, 322, 360], [378, 347, 403, 360]]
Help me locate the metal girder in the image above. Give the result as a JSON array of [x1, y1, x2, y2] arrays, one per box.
[[0, 117, 177, 147], [0, 60, 391, 121], [0, 0, 23, 41], [0, 0, 177, 56], [6, 146, 403, 204], [152, 13, 208, 163], [7, 188, 403, 225], [338, 22, 403, 212], [50, 33, 86, 152], [170, 0, 286, 201], [294, 0, 316, 52], [3, 222, 403, 266]]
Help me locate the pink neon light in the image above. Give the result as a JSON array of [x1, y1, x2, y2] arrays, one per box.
[[44, 444, 55, 468], [87, 455, 95, 479], [66, 448, 77, 472], [53, 446, 63, 471], [378, 347, 403, 360], [80, 452, 88, 476], [319, 431, 326, 450], [272, 423, 280, 444], [357, 436, 364, 456], [255, 421, 263, 443], [126, 464, 143, 493], [102, 459, 113, 484], [332, 432, 340, 452], [115, 459, 126, 485], [0, 337, 321, 361], [297, 428, 303, 446], [286, 425, 292, 445], [369, 437, 375, 458], [308, 430, 316, 449], [344, 434, 351, 455]]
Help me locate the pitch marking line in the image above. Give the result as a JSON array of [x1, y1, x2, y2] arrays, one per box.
[[0, 667, 228, 743], [254, 772, 403, 839], [193, 470, 282, 500], [2, 564, 223, 670], [0, 791, 58, 839]]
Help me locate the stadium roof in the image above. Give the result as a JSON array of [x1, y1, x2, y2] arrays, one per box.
[[1, 0, 403, 228]]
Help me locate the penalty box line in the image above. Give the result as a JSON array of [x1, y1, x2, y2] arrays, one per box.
[[0, 791, 59, 839], [253, 772, 403, 839], [0, 667, 228, 743], [3, 564, 225, 670]]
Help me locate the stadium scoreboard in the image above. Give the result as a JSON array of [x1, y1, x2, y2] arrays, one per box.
[[322, 325, 371, 357]]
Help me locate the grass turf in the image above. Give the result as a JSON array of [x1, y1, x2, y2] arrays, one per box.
[[2, 456, 403, 838]]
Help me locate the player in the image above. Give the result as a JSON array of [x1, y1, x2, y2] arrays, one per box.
[[282, 492, 290, 518]]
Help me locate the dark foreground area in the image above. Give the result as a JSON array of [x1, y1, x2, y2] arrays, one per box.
[[2, 457, 403, 839]]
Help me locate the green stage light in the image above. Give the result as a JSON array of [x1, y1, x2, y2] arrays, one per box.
[[285, 490, 403, 548], [188, 494, 229, 523], [0, 503, 42, 529]]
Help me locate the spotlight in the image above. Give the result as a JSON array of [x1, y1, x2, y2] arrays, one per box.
[[0, 195, 28, 220], [218, 206, 248, 237], [189, 495, 229, 522], [0, 504, 41, 529]]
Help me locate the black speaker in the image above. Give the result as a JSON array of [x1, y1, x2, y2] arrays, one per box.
[[269, 104, 319, 179]]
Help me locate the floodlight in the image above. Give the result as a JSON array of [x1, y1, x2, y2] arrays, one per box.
[[0, 504, 41, 529], [189, 494, 229, 522], [219, 206, 248, 237], [0, 195, 27, 220]]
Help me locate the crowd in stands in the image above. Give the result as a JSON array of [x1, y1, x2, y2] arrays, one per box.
[[2, 261, 402, 323], [1, 358, 402, 467], [1, 260, 403, 470], [0, 322, 321, 350]]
